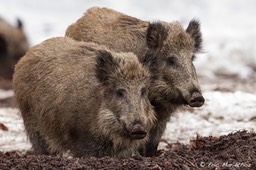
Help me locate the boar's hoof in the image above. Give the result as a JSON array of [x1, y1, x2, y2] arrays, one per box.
[[188, 91, 204, 107], [130, 124, 147, 140]]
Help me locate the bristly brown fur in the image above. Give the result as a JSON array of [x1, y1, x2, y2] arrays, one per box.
[[95, 50, 118, 84], [65, 7, 205, 157], [117, 15, 141, 28], [186, 19, 202, 53], [142, 49, 160, 81], [146, 22, 168, 49], [13, 37, 156, 159]]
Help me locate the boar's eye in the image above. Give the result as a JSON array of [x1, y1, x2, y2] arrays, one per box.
[[166, 56, 177, 67], [115, 88, 126, 99], [140, 87, 147, 97]]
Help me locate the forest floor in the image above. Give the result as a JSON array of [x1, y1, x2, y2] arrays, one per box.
[[0, 75, 255, 170]]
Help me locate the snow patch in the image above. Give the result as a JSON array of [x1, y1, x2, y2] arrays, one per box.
[[163, 91, 256, 144]]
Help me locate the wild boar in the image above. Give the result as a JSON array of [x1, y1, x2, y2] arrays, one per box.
[[0, 17, 29, 79], [13, 37, 156, 158], [65, 7, 205, 156]]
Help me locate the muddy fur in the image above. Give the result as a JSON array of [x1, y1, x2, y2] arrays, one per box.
[[13, 37, 156, 158], [66, 7, 205, 156], [0, 17, 29, 79]]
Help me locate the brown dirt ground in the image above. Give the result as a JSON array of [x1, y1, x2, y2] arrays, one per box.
[[0, 79, 256, 170], [0, 131, 255, 170]]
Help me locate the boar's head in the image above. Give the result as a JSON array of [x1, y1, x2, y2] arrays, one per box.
[[95, 50, 156, 141], [145, 19, 204, 107]]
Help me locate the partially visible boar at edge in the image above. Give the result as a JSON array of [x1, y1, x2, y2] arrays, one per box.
[[65, 7, 205, 156], [13, 37, 156, 158], [0, 17, 29, 79]]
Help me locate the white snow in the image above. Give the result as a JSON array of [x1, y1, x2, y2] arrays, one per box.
[[163, 91, 256, 145], [0, 90, 14, 99], [0, 0, 255, 151], [1, 0, 256, 77], [0, 108, 30, 151]]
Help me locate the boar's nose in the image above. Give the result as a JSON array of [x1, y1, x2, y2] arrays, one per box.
[[130, 123, 147, 140], [188, 91, 205, 107]]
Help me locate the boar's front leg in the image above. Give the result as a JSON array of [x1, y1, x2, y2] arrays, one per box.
[[140, 101, 175, 157], [143, 119, 168, 156]]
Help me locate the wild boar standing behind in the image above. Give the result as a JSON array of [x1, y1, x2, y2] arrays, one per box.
[[0, 17, 29, 79], [65, 7, 205, 156], [13, 37, 157, 158]]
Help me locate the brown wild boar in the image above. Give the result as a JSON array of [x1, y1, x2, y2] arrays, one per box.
[[0, 17, 29, 79], [65, 7, 205, 156], [13, 37, 156, 158]]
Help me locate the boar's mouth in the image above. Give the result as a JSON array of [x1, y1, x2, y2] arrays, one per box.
[[129, 123, 147, 140], [166, 89, 204, 107], [130, 130, 147, 140]]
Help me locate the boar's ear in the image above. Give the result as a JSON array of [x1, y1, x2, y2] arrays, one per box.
[[186, 19, 202, 53], [96, 50, 118, 83], [142, 50, 159, 80], [146, 22, 168, 49], [16, 18, 23, 30], [0, 34, 7, 57]]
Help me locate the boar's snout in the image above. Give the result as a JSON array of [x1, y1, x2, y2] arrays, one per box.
[[188, 91, 205, 107], [129, 123, 147, 140]]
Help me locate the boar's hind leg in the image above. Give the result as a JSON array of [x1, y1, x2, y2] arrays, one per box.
[[25, 122, 50, 155], [30, 131, 50, 155]]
